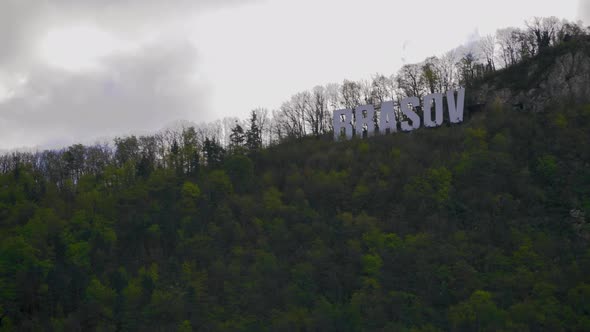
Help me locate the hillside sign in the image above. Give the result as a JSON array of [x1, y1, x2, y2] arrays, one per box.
[[333, 88, 465, 140]]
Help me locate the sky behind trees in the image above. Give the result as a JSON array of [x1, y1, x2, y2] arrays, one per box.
[[0, 0, 587, 150]]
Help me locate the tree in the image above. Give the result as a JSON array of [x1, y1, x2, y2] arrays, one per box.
[[307, 86, 331, 137], [449, 290, 507, 331], [278, 93, 309, 139], [526, 17, 561, 52], [252, 108, 270, 146], [63, 144, 86, 183], [557, 21, 586, 43], [246, 110, 263, 152], [456, 52, 485, 87], [114, 136, 140, 167], [370, 74, 393, 105], [478, 35, 497, 72], [169, 139, 183, 175], [422, 57, 441, 94], [396, 64, 427, 99], [341, 80, 362, 110], [496, 28, 521, 67], [436, 50, 460, 92], [204, 170, 233, 203], [178, 320, 193, 332], [183, 127, 201, 177], [513, 28, 537, 59], [325, 82, 342, 110], [202, 137, 225, 168], [181, 181, 201, 214], [359, 79, 374, 105], [229, 122, 245, 152], [137, 135, 158, 177]]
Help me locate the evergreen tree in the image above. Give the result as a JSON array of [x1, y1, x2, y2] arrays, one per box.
[[229, 122, 245, 153], [246, 111, 262, 152], [202, 137, 225, 168]]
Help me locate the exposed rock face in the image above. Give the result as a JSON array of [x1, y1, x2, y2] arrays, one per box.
[[541, 51, 590, 105], [471, 41, 590, 112]]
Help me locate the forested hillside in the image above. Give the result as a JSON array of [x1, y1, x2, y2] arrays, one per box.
[[1, 20, 590, 332]]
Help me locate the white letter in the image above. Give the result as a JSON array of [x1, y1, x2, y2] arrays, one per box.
[[379, 101, 397, 134], [333, 109, 353, 140], [354, 104, 375, 138], [423, 93, 444, 127], [447, 88, 465, 123], [400, 96, 421, 131]]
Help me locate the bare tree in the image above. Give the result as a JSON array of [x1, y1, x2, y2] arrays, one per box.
[[395, 63, 427, 99], [514, 28, 537, 59], [269, 109, 285, 143], [359, 79, 373, 105], [325, 82, 342, 110], [526, 16, 562, 52], [305, 86, 331, 137], [439, 50, 460, 90], [251, 108, 270, 146], [496, 27, 521, 67], [278, 92, 310, 139], [556, 19, 586, 43], [340, 80, 362, 110], [370, 74, 392, 105], [478, 34, 497, 72]]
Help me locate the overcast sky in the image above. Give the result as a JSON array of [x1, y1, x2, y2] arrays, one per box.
[[0, 0, 587, 150]]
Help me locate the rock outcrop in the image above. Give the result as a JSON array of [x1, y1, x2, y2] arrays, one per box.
[[470, 39, 590, 112]]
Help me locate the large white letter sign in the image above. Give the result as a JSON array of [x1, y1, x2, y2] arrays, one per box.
[[355, 105, 376, 137], [379, 101, 397, 134], [447, 88, 465, 123], [400, 96, 421, 131], [423, 93, 444, 128], [333, 108, 353, 140], [332, 88, 466, 140]]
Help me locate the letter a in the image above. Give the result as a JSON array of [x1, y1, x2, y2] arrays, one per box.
[[400, 96, 421, 131], [379, 101, 397, 134]]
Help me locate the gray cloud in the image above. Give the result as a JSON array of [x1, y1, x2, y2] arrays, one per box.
[[0, 0, 237, 68], [0, 0, 254, 149], [0, 39, 208, 149], [580, 0, 590, 23]]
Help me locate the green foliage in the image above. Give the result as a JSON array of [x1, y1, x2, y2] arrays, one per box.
[[223, 154, 254, 193], [361, 254, 382, 277], [404, 166, 452, 210], [535, 154, 558, 184], [204, 170, 233, 203], [177, 320, 193, 332], [449, 290, 506, 331], [181, 181, 201, 214]]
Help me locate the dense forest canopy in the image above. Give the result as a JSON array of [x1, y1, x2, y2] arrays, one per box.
[[1, 17, 590, 331]]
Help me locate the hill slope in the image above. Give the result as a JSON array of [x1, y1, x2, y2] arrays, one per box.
[[1, 47, 590, 331]]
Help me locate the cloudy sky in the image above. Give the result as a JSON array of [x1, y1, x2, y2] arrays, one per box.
[[0, 0, 587, 150]]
